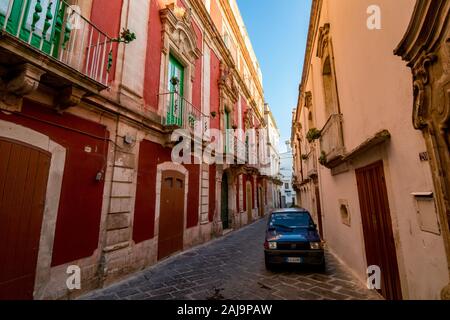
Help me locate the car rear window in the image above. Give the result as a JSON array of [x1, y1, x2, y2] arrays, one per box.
[[270, 212, 313, 228]]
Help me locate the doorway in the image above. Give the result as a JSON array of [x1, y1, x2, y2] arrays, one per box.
[[258, 186, 264, 217], [221, 173, 229, 230], [246, 181, 253, 223], [167, 54, 185, 127], [158, 170, 185, 260], [356, 161, 403, 300], [313, 179, 324, 238], [0, 138, 51, 299]]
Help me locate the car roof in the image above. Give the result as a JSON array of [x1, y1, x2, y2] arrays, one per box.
[[271, 208, 310, 214]]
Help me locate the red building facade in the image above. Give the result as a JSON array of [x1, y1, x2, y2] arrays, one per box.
[[0, 0, 272, 299]]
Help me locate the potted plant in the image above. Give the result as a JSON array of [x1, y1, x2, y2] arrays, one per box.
[[306, 128, 321, 143], [188, 113, 196, 128], [318, 151, 327, 166], [301, 154, 308, 160]]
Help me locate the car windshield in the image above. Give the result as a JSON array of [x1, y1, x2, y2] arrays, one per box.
[[269, 212, 313, 229]]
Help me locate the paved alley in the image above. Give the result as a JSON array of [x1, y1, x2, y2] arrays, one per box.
[[83, 219, 381, 300]]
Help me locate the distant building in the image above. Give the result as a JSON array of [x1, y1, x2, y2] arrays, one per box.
[[263, 104, 282, 209], [279, 141, 296, 208]]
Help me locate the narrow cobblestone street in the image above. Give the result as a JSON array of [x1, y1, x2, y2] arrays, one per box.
[[83, 218, 381, 300]]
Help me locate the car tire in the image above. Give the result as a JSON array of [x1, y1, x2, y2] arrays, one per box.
[[265, 259, 274, 271], [317, 261, 326, 273]]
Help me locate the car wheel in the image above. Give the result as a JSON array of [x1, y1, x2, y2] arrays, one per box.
[[265, 258, 274, 271], [317, 261, 326, 273]]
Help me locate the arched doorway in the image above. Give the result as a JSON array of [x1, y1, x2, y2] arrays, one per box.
[[246, 181, 253, 223], [158, 170, 185, 260], [221, 173, 229, 230]]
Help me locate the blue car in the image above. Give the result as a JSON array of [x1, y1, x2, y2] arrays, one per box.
[[264, 209, 325, 271]]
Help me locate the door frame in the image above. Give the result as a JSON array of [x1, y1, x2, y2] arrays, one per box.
[[154, 162, 189, 248], [246, 181, 252, 222], [355, 160, 403, 300], [0, 119, 66, 299], [221, 172, 230, 230]]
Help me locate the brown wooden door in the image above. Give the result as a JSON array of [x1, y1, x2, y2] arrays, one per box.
[[356, 161, 402, 300], [0, 138, 51, 300], [246, 183, 252, 222], [158, 170, 185, 260], [314, 180, 324, 238]]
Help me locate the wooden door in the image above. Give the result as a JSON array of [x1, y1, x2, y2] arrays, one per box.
[[246, 182, 252, 222], [258, 186, 263, 217], [158, 170, 185, 260], [0, 138, 51, 300], [314, 180, 324, 238], [356, 161, 402, 300], [221, 174, 229, 229]]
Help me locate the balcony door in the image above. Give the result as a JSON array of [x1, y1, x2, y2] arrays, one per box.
[[0, 0, 66, 57], [224, 109, 231, 153], [167, 55, 185, 127]]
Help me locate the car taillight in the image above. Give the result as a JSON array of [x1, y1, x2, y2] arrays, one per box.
[[264, 240, 269, 249]]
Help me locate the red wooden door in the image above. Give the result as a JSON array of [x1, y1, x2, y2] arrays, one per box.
[[356, 161, 403, 300], [314, 180, 324, 238], [0, 138, 51, 300], [158, 170, 185, 260]]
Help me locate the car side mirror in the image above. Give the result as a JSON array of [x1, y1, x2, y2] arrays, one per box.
[[308, 224, 317, 231]]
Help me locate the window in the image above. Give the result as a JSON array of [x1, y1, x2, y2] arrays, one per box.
[[225, 109, 231, 153], [166, 55, 185, 127], [322, 56, 336, 118], [285, 183, 289, 190]]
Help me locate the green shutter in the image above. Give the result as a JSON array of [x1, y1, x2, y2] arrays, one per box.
[[167, 55, 185, 127]]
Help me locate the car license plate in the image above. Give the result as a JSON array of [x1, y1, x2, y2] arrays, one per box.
[[286, 257, 302, 264]]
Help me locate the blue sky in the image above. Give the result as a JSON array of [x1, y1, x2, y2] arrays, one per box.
[[237, 0, 312, 152]]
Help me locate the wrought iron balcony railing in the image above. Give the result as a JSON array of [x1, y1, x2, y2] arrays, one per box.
[[319, 114, 345, 164], [1, 0, 116, 87], [159, 92, 209, 135], [234, 136, 246, 163]]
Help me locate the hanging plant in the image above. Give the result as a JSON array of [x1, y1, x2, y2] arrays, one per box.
[[111, 28, 137, 44], [232, 124, 238, 130], [188, 113, 196, 128], [210, 111, 217, 118], [318, 151, 327, 166], [301, 154, 308, 160], [306, 128, 321, 143]]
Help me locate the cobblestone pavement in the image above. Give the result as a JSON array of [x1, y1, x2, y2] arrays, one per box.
[[83, 218, 382, 300]]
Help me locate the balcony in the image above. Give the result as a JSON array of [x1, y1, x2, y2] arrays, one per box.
[[159, 92, 209, 136], [0, 0, 116, 95], [234, 136, 246, 164], [319, 114, 345, 168], [305, 146, 318, 178]]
